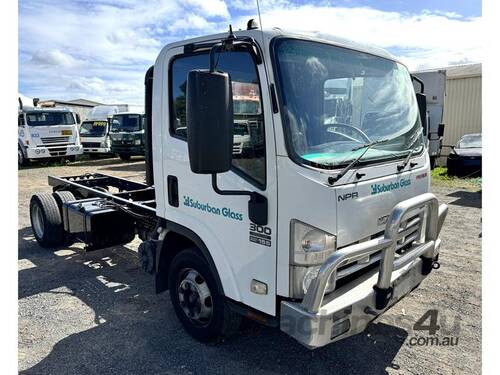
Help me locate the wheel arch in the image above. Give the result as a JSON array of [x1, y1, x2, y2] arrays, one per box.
[[155, 221, 226, 296]]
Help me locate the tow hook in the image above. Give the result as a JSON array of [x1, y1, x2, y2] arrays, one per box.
[[421, 257, 441, 275]]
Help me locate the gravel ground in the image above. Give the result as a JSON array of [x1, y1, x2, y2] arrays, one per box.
[[18, 157, 482, 374]]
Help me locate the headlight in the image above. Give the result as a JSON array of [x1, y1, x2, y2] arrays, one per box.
[[291, 220, 336, 265], [289, 220, 337, 299], [134, 139, 141, 145]]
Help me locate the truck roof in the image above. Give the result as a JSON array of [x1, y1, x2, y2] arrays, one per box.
[[159, 27, 398, 64], [21, 106, 72, 113]]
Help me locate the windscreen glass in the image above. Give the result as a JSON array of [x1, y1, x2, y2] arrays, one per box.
[[111, 114, 142, 132], [79, 121, 108, 136], [26, 112, 75, 126], [273, 39, 424, 168], [458, 134, 481, 148]]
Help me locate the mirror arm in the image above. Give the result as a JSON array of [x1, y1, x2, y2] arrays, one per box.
[[211, 174, 268, 225]]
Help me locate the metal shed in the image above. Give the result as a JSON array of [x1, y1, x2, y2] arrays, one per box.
[[413, 63, 482, 162], [442, 63, 482, 154]]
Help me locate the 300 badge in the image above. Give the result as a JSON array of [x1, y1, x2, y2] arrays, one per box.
[[249, 223, 272, 247]]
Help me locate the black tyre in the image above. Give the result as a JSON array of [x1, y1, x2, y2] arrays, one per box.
[[430, 156, 436, 170], [119, 154, 131, 161], [168, 248, 241, 342], [18, 145, 28, 167], [52, 191, 76, 245], [29, 193, 65, 248]]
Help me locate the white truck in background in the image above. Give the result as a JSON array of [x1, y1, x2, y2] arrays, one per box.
[[412, 70, 446, 169], [29, 25, 448, 349], [18, 96, 83, 166], [79, 105, 119, 155]]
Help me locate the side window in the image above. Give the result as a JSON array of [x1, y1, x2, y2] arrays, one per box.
[[170, 51, 266, 187]]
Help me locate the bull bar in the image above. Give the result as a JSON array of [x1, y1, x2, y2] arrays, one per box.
[[280, 193, 448, 348]]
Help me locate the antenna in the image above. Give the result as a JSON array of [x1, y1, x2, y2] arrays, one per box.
[[255, 0, 265, 47]]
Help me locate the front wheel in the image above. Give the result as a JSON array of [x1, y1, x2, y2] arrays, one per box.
[[18, 145, 28, 167], [118, 154, 131, 161], [168, 248, 241, 342]]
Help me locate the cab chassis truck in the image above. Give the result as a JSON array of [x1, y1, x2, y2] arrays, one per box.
[[29, 25, 448, 349]]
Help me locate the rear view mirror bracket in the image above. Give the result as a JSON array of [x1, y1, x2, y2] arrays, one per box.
[[211, 174, 268, 225]]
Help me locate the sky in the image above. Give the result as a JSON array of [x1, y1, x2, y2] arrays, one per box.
[[19, 0, 482, 105]]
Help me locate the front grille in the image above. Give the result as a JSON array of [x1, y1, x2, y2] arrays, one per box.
[[335, 212, 423, 281], [41, 136, 70, 144], [83, 142, 101, 148], [48, 146, 68, 156]]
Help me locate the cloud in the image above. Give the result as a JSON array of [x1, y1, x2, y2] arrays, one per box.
[[19, 0, 481, 104]]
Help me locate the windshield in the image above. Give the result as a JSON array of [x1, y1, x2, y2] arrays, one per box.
[[458, 134, 481, 148], [273, 39, 424, 168], [25, 111, 75, 127], [111, 114, 142, 132], [79, 121, 108, 137]]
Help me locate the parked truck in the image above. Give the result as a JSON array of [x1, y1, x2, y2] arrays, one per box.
[[29, 25, 448, 349], [18, 96, 83, 166], [412, 70, 446, 169], [79, 105, 119, 155], [109, 112, 146, 160]]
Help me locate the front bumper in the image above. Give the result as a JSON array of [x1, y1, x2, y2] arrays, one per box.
[[26, 145, 83, 159], [111, 145, 144, 155], [280, 193, 448, 349]]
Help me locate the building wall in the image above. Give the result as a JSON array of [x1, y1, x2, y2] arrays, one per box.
[[441, 75, 482, 158]]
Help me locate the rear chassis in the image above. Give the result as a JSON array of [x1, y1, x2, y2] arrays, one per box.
[[281, 193, 448, 349], [48, 173, 157, 249]]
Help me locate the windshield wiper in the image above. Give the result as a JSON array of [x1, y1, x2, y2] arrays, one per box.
[[329, 138, 391, 185], [397, 147, 419, 172]]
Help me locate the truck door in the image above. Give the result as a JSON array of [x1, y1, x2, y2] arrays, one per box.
[[157, 45, 278, 315]]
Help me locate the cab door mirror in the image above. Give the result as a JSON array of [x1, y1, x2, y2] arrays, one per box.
[[438, 123, 445, 138], [416, 93, 428, 135], [75, 113, 81, 124], [186, 69, 234, 174]]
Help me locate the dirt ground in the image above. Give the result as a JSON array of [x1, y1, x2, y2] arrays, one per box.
[[18, 157, 481, 374]]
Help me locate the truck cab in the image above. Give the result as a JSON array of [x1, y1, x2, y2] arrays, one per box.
[[29, 26, 448, 349], [18, 99, 83, 166], [79, 105, 118, 155], [109, 112, 145, 160]]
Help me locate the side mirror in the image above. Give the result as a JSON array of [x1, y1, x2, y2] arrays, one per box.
[[438, 123, 445, 138], [187, 69, 234, 174], [416, 93, 428, 135], [75, 113, 81, 124]]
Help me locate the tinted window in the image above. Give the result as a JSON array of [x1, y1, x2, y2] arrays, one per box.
[[170, 51, 266, 187]]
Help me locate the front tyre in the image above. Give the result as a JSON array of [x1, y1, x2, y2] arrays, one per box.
[[18, 145, 28, 167], [118, 154, 131, 161], [29, 193, 65, 248], [168, 248, 241, 342]]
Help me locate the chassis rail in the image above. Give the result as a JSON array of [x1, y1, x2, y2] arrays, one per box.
[[48, 173, 156, 214]]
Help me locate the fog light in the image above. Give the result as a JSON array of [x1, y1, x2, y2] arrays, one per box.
[[41, 149, 45, 153], [35, 149, 40, 154]]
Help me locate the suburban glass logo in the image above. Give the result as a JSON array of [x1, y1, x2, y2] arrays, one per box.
[[371, 178, 411, 195], [183, 195, 244, 221]]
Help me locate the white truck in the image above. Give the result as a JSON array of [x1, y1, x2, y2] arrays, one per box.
[[29, 26, 448, 349], [79, 105, 119, 155], [412, 70, 446, 169], [18, 96, 83, 166]]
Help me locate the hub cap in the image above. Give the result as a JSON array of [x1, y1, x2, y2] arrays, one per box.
[[31, 204, 45, 239], [177, 269, 213, 326]]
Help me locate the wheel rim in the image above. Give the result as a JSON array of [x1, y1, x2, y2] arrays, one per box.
[[177, 268, 213, 326], [31, 204, 45, 239]]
